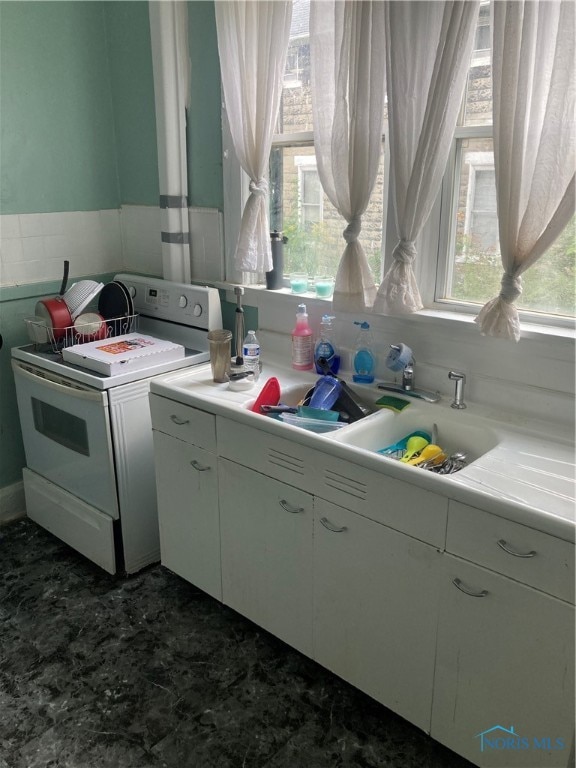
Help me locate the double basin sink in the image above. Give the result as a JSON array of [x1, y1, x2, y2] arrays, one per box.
[[248, 378, 500, 469], [151, 362, 575, 535]]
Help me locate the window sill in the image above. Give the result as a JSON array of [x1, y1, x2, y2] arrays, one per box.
[[213, 281, 575, 343]]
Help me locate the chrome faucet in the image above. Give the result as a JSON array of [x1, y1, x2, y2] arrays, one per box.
[[378, 344, 440, 403], [400, 356, 414, 391], [448, 370, 467, 409]]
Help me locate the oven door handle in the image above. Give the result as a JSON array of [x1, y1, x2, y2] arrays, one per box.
[[11, 360, 106, 403]]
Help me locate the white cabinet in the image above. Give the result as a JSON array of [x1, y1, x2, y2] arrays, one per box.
[[217, 416, 448, 547], [431, 502, 576, 768], [150, 395, 575, 768], [219, 458, 313, 657], [313, 498, 441, 732], [150, 393, 221, 601], [152, 431, 221, 600], [432, 555, 575, 768]]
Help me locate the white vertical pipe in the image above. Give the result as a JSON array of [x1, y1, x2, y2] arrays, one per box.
[[149, 1, 191, 283]]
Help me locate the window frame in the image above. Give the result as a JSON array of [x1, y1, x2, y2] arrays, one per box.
[[423, 123, 575, 329], [295, 155, 323, 228], [221, 8, 574, 332]]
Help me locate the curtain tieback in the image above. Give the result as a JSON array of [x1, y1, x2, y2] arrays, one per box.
[[499, 272, 522, 303], [249, 178, 269, 196], [392, 240, 417, 265], [343, 216, 362, 244]]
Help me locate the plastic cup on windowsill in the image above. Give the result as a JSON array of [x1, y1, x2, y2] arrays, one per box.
[[290, 273, 309, 294], [314, 276, 335, 299]]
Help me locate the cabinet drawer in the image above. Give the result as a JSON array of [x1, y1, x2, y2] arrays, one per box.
[[217, 416, 319, 490], [317, 453, 448, 548], [217, 416, 447, 547], [149, 394, 216, 451], [447, 501, 575, 603]]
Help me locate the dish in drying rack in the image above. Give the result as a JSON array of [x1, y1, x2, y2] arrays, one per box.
[[97, 281, 134, 336]]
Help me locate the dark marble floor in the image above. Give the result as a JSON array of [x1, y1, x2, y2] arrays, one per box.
[[0, 518, 474, 768]]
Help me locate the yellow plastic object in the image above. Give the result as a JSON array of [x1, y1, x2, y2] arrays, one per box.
[[407, 444, 446, 466], [399, 435, 429, 462]]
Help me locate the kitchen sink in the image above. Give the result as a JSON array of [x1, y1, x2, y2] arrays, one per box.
[[242, 377, 385, 436], [278, 381, 376, 409], [331, 400, 500, 465]]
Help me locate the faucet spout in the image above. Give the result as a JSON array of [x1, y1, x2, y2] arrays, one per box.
[[402, 362, 414, 391], [377, 382, 441, 403]]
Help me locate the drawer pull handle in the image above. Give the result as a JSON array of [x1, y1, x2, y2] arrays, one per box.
[[497, 539, 536, 558], [452, 578, 488, 598], [279, 499, 304, 514], [190, 460, 210, 472], [320, 516, 347, 533], [170, 415, 190, 426]]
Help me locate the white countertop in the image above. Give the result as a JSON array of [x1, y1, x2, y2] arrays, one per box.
[[150, 360, 576, 544]]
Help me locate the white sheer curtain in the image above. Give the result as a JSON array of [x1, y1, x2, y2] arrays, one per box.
[[310, 0, 386, 312], [374, 1, 480, 314], [475, 0, 575, 341], [215, 1, 292, 273]]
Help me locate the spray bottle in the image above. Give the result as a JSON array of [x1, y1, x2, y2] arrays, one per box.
[[352, 321, 375, 383], [314, 315, 340, 374]]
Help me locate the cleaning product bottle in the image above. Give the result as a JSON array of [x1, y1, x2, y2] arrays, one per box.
[[314, 315, 340, 374], [352, 321, 375, 383], [242, 330, 261, 380], [291, 304, 314, 370]]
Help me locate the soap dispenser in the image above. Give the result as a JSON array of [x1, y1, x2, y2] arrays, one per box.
[[314, 315, 340, 374], [291, 304, 314, 370], [352, 321, 375, 383]]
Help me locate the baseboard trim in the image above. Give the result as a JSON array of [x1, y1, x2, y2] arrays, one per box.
[[0, 481, 26, 525]]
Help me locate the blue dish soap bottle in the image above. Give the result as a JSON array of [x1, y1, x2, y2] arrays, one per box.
[[314, 315, 340, 374], [352, 321, 375, 383]]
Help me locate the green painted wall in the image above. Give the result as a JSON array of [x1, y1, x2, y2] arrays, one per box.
[[188, 1, 223, 210], [105, 2, 159, 206], [0, 1, 227, 493], [0, 2, 120, 214]]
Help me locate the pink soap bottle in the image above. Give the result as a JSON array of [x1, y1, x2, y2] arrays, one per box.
[[291, 303, 314, 370]]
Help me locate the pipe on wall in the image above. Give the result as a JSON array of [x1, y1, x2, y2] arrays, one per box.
[[148, 1, 191, 283]]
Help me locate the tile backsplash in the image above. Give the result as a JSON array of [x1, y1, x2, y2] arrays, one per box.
[[0, 206, 163, 286]]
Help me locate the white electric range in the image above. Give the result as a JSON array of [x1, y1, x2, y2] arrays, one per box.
[[11, 274, 221, 574]]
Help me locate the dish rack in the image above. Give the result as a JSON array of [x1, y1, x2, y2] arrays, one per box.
[[25, 314, 139, 354]]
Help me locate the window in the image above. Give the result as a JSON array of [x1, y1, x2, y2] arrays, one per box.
[[223, 1, 574, 324], [434, 1, 575, 320], [269, 0, 384, 281], [295, 156, 323, 227]]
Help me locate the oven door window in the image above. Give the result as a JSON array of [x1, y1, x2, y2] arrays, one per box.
[[31, 397, 90, 456]]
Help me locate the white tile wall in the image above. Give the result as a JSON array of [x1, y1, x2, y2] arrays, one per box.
[[120, 205, 163, 277], [0, 206, 169, 286], [189, 207, 225, 283], [0, 209, 124, 286], [0, 215, 21, 239]]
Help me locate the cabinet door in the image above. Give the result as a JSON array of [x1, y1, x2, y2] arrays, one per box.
[[152, 430, 221, 600], [432, 555, 575, 768], [313, 499, 441, 732], [219, 458, 313, 657]]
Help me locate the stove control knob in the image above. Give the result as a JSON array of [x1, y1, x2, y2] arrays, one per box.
[[178, 295, 188, 309], [193, 303, 203, 317], [128, 286, 136, 298]]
